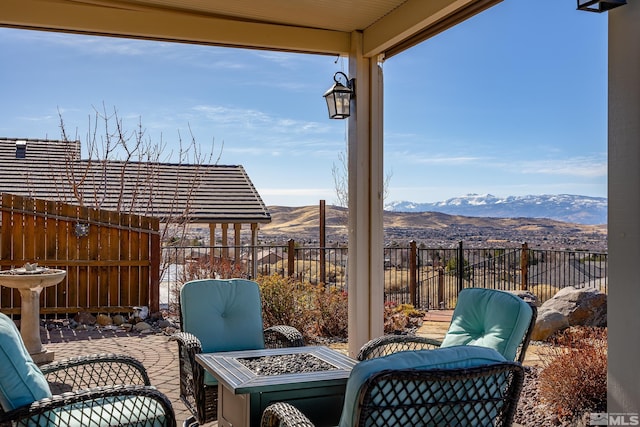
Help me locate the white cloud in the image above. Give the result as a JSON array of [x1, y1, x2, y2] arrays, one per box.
[[516, 157, 606, 177]]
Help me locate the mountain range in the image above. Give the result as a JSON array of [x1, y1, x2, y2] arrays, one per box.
[[384, 194, 607, 225]]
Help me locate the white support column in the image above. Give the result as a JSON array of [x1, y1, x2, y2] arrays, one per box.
[[608, 1, 640, 412], [347, 32, 385, 358]]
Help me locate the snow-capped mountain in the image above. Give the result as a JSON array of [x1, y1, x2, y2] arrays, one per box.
[[385, 194, 607, 225]]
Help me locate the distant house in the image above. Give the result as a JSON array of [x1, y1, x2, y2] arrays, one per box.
[[0, 138, 271, 248], [254, 249, 284, 265]]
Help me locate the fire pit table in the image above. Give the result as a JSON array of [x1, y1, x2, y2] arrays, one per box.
[[196, 346, 357, 427]]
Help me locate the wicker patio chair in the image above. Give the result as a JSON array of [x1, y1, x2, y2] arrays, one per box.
[[0, 313, 176, 427], [358, 288, 537, 363], [171, 278, 305, 424], [261, 346, 525, 427]]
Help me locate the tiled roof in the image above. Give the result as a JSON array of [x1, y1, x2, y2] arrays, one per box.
[[0, 138, 271, 224]]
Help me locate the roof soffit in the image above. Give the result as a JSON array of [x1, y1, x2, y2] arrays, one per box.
[[1, 0, 502, 57]]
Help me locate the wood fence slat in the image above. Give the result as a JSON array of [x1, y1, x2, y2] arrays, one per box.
[[108, 210, 120, 308]]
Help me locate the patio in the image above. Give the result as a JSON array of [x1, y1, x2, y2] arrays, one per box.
[[40, 310, 546, 426], [39, 313, 448, 426]]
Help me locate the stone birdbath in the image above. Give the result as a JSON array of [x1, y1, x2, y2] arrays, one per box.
[[0, 263, 66, 364]]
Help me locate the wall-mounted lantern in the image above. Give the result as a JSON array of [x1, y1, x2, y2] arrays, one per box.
[[577, 0, 626, 12], [323, 71, 355, 119]]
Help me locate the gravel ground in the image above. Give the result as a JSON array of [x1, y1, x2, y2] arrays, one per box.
[[515, 366, 591, 427]]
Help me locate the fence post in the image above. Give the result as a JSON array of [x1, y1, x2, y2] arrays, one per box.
[[287, 239, 295, 278], [521, 242, 529, 290], [457, 241, 464, 293], [319, 200, 326, 285], [438, 268, 445, 309], [409, 240, 417, 307]]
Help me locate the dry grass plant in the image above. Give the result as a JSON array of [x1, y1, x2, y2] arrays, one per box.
[[538, 326, 607, 422]]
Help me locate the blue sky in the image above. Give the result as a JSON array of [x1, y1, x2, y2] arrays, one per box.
[[0, 0, 607, 207]]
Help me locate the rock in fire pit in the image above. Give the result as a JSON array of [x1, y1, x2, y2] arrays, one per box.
[[237, 353, 338, 376]]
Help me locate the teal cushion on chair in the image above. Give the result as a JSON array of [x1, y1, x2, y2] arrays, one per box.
[[338, 346, 507, 427], [53, 393, 168, 426], [440, 288, 533, 361], [0, 312, 52, 411], [180, 279, 266, 353], [181, 279, 267, 387]]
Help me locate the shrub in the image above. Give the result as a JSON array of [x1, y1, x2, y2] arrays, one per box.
[[312, 286, 348, 338], [256, 274, 315, 341], [383, 302, 426, 333], [538, 326, 607, 422]]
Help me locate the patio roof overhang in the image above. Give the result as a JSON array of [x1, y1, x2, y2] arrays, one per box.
[[0, 0, 500, 58]]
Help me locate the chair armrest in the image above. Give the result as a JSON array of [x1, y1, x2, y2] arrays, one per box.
[[40, 353, 151, 392], [357, 335, 442, 360], [261, 402, 315, 427], [0, 385, 176, 427], [264, 325, 305, 348], [170, 332, 203, 353]]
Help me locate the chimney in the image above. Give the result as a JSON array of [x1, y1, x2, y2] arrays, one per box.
[[15, 140, 26, 159]]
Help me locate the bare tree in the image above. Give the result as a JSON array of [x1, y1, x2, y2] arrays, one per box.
[[332, 146, 393, 220], [52, 104, 223, 278]]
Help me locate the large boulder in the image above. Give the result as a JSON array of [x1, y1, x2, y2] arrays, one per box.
[[531, 286, 607, 341], [542, 286, 607, 327], [531, 309, 569, 341], [506, 290, 539, 306]]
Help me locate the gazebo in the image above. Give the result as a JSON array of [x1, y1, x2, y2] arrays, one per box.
[[1, 0, 637, 411]]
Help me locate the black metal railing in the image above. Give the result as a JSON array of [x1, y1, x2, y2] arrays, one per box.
[[160, 241, 607, 311]]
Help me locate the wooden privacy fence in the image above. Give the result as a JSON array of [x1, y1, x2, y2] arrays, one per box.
[[0, 193, 160, 317]]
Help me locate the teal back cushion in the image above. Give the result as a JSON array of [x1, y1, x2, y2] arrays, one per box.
[[339, 346, 507, 427], [440, 288, 533, 361], [0, 312, 52, 411], [181, 279, 265, 353]]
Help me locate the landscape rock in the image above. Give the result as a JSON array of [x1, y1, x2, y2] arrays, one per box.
[[506, 290, 540, 306], [531, 309, 569, 341], [542, 286, 606, 327], [133, 321, 152, 332], [112, 314, 126, 326], [96, 314, 113, 326], [74, 311, 96, 325], [156, 319, 173, 329]]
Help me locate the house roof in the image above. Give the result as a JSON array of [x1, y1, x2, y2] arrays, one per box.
[[0, 138, 271, 224], [1, 0, 500, 59]]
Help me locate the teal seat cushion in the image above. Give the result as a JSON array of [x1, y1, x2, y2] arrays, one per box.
[[339, 346, 507, 427], [440, 288, 532, 361], [0, 312, 52, 411], [49, 393, 168, 427]]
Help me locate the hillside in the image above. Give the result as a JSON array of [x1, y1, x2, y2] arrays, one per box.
[[259, 205, 608, 251], [386, 194, 607, 225]]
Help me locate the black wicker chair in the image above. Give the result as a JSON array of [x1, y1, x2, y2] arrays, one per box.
[[261, 346, 525, 427], [358, 288, 537, 364], [0, 312, 176, 427], [171, 278, 304, 424]]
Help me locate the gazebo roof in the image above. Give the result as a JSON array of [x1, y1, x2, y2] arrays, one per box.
[[0, 138, 270, 224]]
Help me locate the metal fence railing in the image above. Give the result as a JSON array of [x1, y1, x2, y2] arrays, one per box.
[[161, 241, 607, 311]]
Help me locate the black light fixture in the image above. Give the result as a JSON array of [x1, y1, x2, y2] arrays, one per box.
[[323, 71, 355, 119], [577, 0, 626, 12]]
